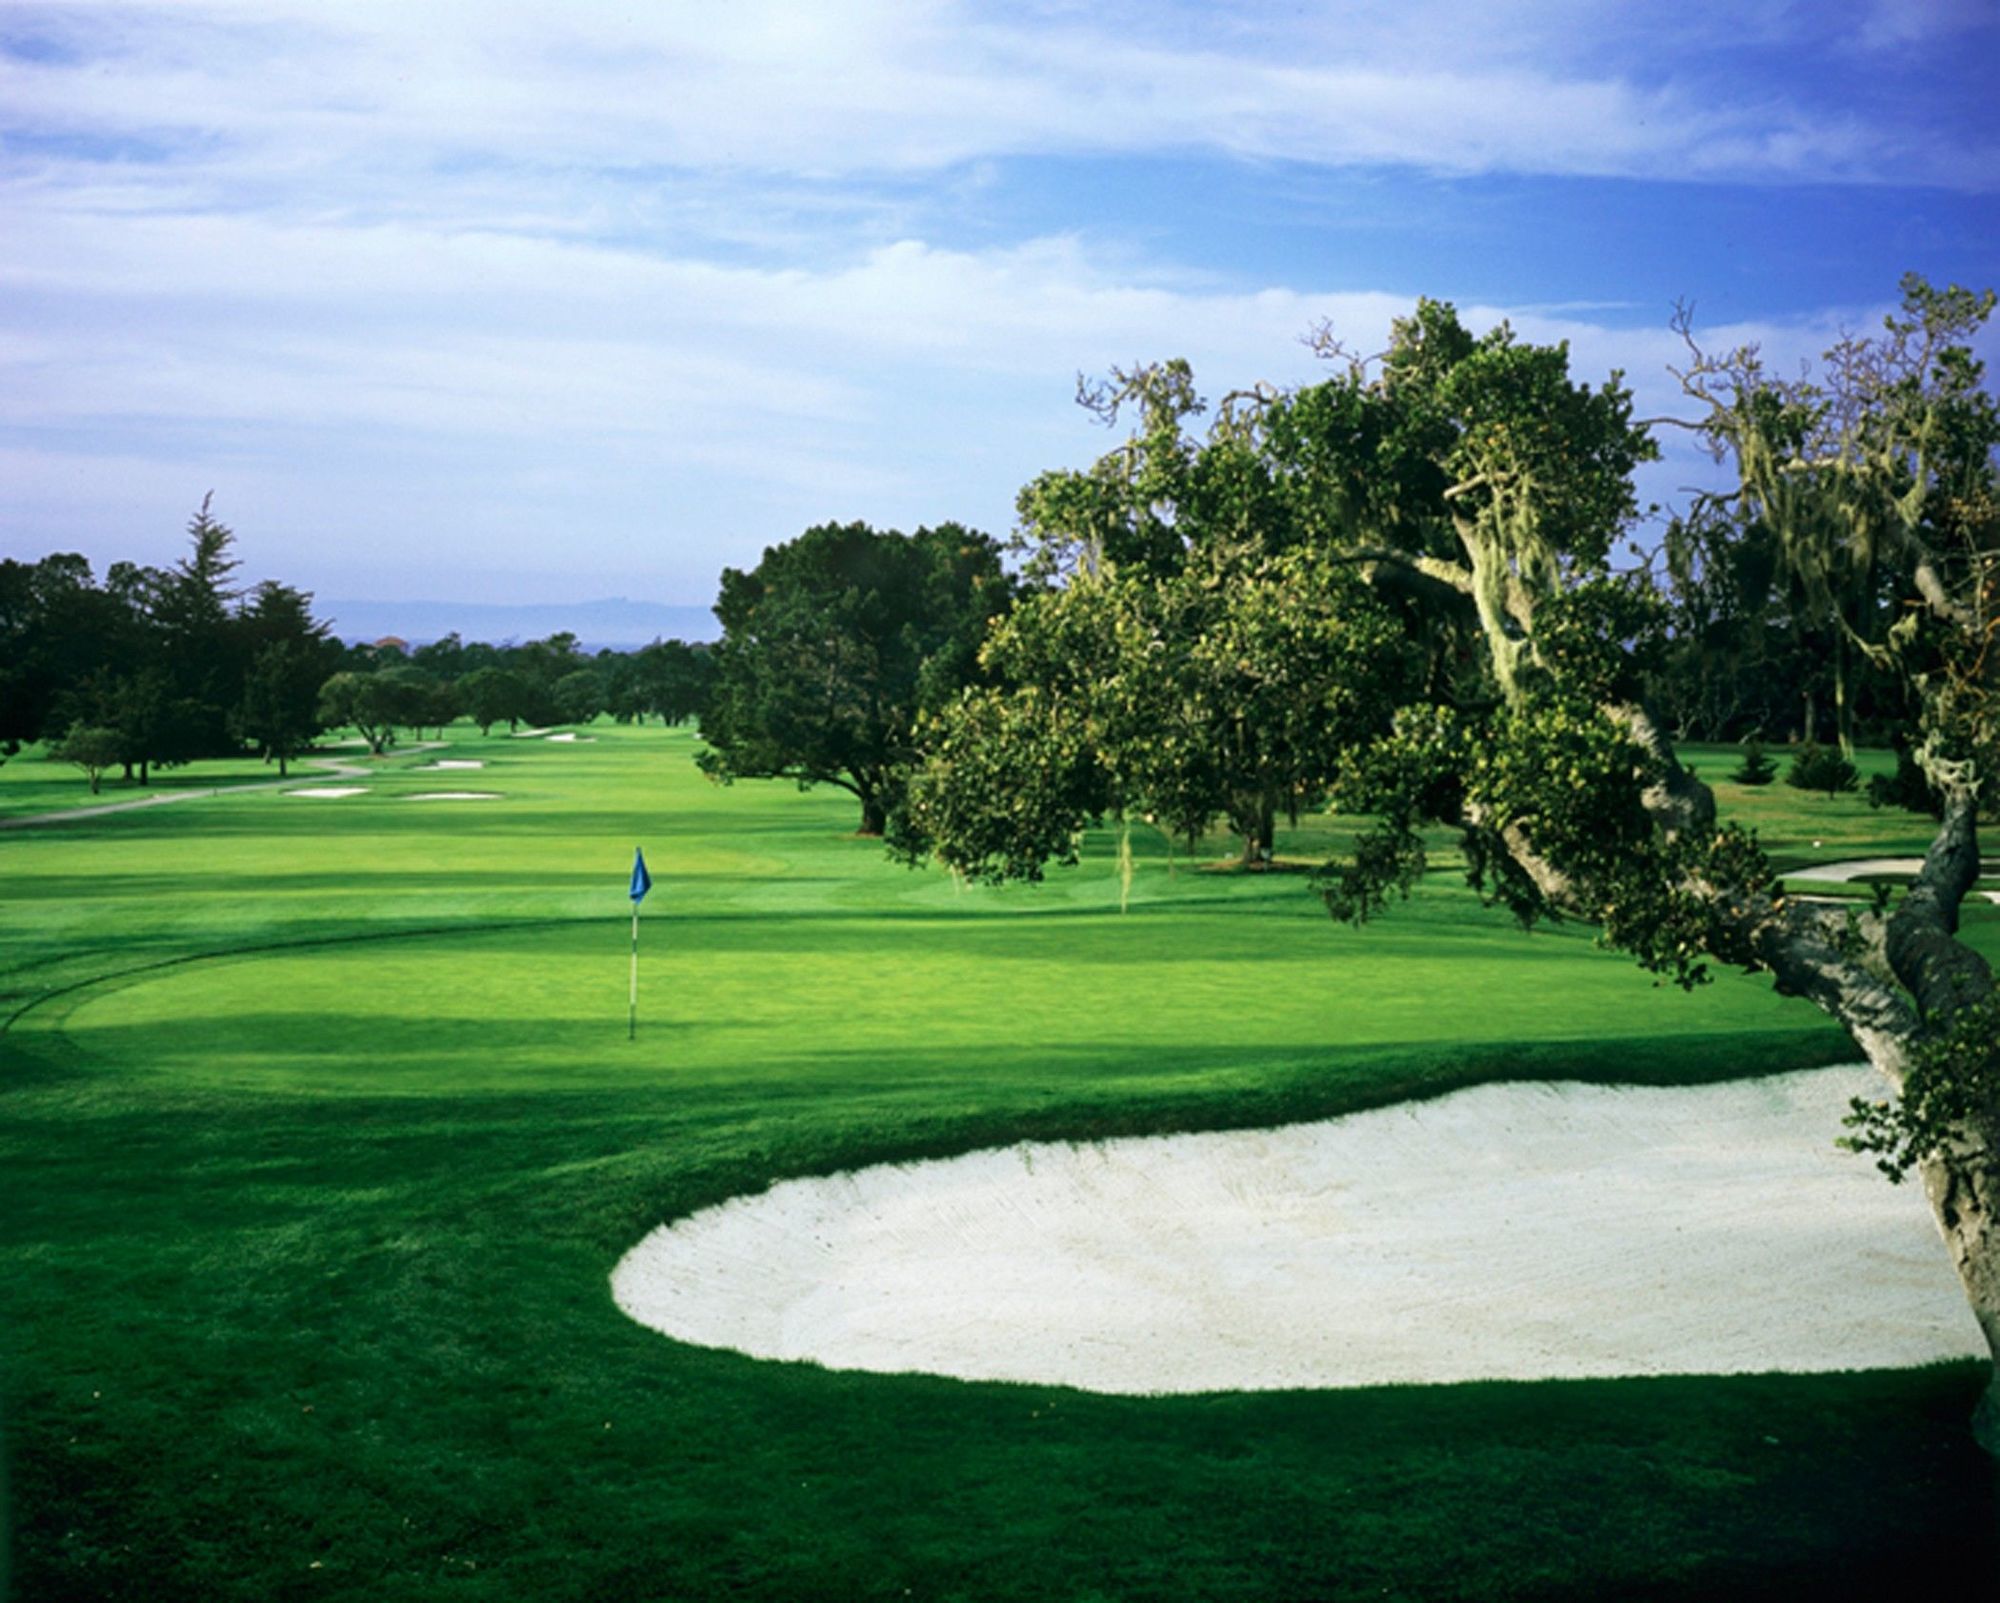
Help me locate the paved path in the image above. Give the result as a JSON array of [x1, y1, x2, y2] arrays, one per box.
[[0, 744, 444, 832]]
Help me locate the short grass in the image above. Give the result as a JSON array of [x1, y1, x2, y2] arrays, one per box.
[[2, 723, 1995, 1602], [0, 744, 312, 820]]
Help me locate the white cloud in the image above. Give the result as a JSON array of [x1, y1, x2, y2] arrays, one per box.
[[2, 2, 1987, 601], [3, 153, 1908, 599], [3, 0, 1981, 192]]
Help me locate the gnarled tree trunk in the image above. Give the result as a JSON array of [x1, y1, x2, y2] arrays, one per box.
[[1919, 1142, 2000, 1450], [1703, 771, 2000, 1448]]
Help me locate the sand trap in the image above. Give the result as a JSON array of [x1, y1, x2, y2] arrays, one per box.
[[284, 786, 367, 798], [1793, 857, 2000, 905], [420, 759, 486, 770], [547, 732, 595, 743], [612, 1067, 1985, 1393], [1795, 857, 1926, 882], [406, 791, 502, 800], [509, 727, 553, 739]]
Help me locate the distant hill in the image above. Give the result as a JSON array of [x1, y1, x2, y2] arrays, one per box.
[[320, 597, 719, 651]]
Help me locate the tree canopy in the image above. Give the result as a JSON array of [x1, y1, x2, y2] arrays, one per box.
[[903, 280, 2000, 1449], [699, 521, 1014, 834]]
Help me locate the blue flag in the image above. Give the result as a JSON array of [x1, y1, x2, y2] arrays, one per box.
[[630, 847, 652, 904]]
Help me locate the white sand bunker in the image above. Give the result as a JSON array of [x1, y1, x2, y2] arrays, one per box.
[[284, 786, 366, 798], [406, 790, 502, 800], [1797, 857, 1926, 882], [420, 759, 485, 770], [1795, 857, 2000, 905], [612, 1067, 1986, 1394], [547, 732, 596, 743]]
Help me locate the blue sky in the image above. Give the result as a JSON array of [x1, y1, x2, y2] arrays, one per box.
[[3, 0, 1996, 610]]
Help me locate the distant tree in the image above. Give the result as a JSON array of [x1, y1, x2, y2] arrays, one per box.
[[411, 632, 466, 679], [553, 668, 605, 725], [514, 632, 582, 690], [636, 638, 716, 725], [57, 664, 207, 786], [459, 666, 528, 735], [57, 725, 124, 794], [700, 521, 1013, 834], [317, 671, 397, 754], [421, 676, 460, 738], [1786, 741, 1860, 800], [7, 504, 338, 780], [232, 640, 327, 776], [151, 496, 247, 756], [369, 667, 440, 741], [600, 651, 643, 723], [0, 553, 137, 751], [1730, 741, 1778, 786], [229, 580, 340, 775]]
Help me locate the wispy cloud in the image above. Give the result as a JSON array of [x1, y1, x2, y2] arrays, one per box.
[[1, 3, 1990, 600], [4, 0, 1988, 193]]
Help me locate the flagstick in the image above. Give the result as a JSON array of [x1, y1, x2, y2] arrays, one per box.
[[628, 902, 639, 1041]]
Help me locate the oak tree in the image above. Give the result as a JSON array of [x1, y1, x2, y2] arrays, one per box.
[[700, 522, 1013, 835], [908, 282, 2000, 1448]]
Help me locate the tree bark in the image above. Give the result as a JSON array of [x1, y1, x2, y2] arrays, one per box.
[[1238, 800, 1277, 866], [1920, 1144, 2000, 1452]]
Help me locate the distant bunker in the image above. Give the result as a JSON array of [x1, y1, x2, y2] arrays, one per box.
[[613, 1067, 1983, 1394]]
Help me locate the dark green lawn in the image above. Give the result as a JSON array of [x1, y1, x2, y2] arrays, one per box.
[[3, 724, 1994, 1601]]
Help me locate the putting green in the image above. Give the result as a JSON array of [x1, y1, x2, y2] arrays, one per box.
[[23, 879, 1839, 1099]]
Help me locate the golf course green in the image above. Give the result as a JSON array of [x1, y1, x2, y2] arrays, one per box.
[[2, 724, 1995, 1600]]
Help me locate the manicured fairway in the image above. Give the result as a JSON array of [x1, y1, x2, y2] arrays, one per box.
[[2, 725, 1995, 1601]]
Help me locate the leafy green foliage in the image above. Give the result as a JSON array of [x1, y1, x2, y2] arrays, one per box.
[[552, 668, 605, 725], [904, 546, 1413, 876], [609, 638, 713, 725], [701, 521, 1014, 834], [1866, 744, 1943, 816], [1731, 741, 1778, 785], [457, 665, 530, 734], [316, 670, 400, 754], [55, 724, 124, 793], [1786, 741, 1860, 799], [1844, 993, 2000, 1181], [1675, 275, 2000, 762]]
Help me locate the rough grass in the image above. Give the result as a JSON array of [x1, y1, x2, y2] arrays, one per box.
[[2, 722, 1995, 1602]]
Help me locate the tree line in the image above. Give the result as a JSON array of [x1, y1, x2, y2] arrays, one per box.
[[0, 500, 714, 788]]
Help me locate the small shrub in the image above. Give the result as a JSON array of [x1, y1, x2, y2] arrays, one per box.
[[57, 724, 125, 794], [1730, 740, 1778, 786], [1785, 741, 1858, 800], [1866, 746, 1942, 818]]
